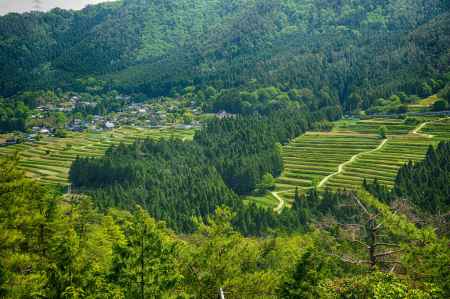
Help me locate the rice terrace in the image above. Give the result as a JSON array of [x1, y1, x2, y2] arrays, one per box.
[[1, 1, 450, 296], [2, 116, 449, 207], [0, 127, 194, 187], [250, 116, 450, 210]]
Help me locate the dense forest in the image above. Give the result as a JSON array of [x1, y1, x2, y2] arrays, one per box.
[[70, 105, 340, 233], [394, 141, 450, 212], [2, 156, 450, 298], [1, 0, 450, 297], [365, 140, 450, 232], [1, 0, 450, 110]]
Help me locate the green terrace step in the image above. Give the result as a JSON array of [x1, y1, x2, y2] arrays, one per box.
[[284, 166, 339, 174], [276, 177, 312, 187], [0, 127, 195, 184], [275, 183, 298, 191]]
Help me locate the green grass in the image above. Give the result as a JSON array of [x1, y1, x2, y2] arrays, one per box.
[[421, 118, 450, 140], [324, 136, 437, 190], [319, 118, 450, 193], [278, 133, 381, 191], [333, 118, 416, 135], [417, 94, 440, 107], [248, 117, 450, 207], [0, 127, 195, 186], [243, 194, 279, 209]]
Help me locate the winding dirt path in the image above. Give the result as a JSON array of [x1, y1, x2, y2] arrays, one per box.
[[270, 121, 438, 212], [317, 138, 389, 188], [272, 191, 285, 213], [411, 122, 433, 138]]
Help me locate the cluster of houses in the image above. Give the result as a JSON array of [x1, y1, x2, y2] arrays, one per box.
[[123, 102, 203, 129], [2, 93, 243, 148], [66, 116, 116, 132], [34, 95, 81, 115]]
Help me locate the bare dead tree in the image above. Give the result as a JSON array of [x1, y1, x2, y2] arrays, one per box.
[[331, 193, 402, 271]]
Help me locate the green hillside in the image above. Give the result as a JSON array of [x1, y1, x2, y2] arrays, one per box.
[[251, 117, 450, 207], [1, 1, 450, 298], [1, 0, 449, 111], [0, 127, 194, 186]]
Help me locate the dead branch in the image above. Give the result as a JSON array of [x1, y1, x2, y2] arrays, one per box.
[[374, 249, 403, 258]]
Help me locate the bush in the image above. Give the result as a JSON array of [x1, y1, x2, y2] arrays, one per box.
[[438, 85, 450, 102], [432, 99, 448, 111], [55, 129, 68, 138], [404, 118, 419, 125], [312, 120, 334, 132], [255, 173, 276, 194], [378, 126, 388, 139], [397, 105, 408, 114]]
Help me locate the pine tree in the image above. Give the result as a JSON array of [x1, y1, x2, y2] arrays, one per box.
[[109, 207, 180, 298]]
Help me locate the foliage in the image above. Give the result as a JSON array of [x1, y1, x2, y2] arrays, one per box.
[[395, 141, 450, 213], [278, 248, 331, 298], [325, 272, 444, 299], [1, 159, 449, 298], [432, 99, 448, 111], [255, 173, 276, 194], [378, 125, 388, 139], [0, 97, 29, 132], [0, 0, 449, 114], [70, 139, 238, 233], [108, 207, 181, 298]]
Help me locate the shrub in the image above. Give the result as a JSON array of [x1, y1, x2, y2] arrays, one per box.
[[55, 129, 67, 138], [432, 99, 448, 111], [378, 126, 387, 139], [404, 118, 419, 125]]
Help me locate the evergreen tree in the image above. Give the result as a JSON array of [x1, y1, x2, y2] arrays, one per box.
[[109, 207, 180, 298]]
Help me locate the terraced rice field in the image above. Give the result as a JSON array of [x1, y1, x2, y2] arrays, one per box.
[[244, 193, 279, 210], [0, 127, 194, 186], [270, 117, 450, 205], [323, 136, 435, 190], [333, 118, 417, 135], [276, 133, 381, 191], [421, 118, 450, 140]]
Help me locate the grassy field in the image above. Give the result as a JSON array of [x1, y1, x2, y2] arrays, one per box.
[[333, 118, 418, 135], [421, 118, 450, 139], [0, 127, 195, 186], [277, 133, 381, 191], [416, 94, 440, 107], [257, 117, 450, 207], [243, 193, 279, 209]]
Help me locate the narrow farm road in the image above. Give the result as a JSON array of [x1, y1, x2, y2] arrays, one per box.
[[411, 122, 433, 138], [270, 119, 444, 213], [317, 138, 389, 188], [272, 191, 286, 213]]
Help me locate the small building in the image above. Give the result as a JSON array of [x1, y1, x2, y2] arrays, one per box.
[[39, 128, 50, 134], [104, 121, 115, 130], [175, 124, 193, 130], [216, 111, 232, 119]]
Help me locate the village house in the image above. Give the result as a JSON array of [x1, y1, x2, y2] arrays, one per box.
[[216, 110, 233, 119], [104, 121, 115, 130]]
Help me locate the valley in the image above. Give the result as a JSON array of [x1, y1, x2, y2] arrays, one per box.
[[1, 0, 450, 297], [5, 114, 447, 212]]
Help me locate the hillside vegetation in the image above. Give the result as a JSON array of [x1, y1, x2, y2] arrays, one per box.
[[1, 0, 450, 111], [0, 127, 194, 185], [1, 1, 450, 298], [265, 117, 450, 206]]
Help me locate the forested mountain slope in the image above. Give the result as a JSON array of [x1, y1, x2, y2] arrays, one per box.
[[1, 0, 450, 110]]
